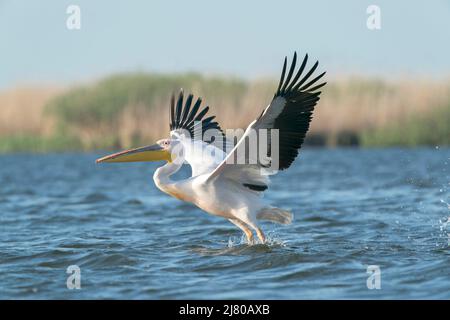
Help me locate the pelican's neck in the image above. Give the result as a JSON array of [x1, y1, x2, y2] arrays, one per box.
[[153, 161, 182, 190]]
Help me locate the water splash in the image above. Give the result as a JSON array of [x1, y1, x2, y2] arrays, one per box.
[[440, 199, 450, 210], [264, 231, 289, 246], [439, 199, 450, 247], [227, 235, 246, 248], [227, 230, 288, 248]]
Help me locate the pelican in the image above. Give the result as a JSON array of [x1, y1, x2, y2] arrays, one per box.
[[96, 52, 326, 244]]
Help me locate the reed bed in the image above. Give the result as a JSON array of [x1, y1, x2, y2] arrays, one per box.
[[0, 73, 449, 152]]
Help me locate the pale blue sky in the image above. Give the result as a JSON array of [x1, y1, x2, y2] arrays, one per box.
[[0, 0, 449, 89]]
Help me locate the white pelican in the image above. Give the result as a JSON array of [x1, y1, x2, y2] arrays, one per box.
[[96, 52, 326, 244]]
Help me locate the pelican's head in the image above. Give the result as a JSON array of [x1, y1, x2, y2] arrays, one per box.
[[96, 138, 178, 164]]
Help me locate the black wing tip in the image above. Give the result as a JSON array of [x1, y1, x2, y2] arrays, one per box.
[[169, 90, 225, 139], [175, 88, 184, 102], [266, 53, 327, 171], [275, 52, 326, 96]]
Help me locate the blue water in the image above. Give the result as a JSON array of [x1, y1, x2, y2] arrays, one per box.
[[0, 148, 449, 299]]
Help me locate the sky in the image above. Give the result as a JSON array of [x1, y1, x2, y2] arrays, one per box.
[[0, 0, 449, 89]]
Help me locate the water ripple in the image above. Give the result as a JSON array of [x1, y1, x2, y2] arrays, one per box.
[[0, 149, 449, 299]]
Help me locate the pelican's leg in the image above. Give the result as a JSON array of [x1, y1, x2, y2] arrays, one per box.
[[228, 219, 254, 244], [244, 220, 266, 244], [255, 227, 266, 244]]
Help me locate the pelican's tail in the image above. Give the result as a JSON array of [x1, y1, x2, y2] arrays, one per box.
[[257, 207, 293, 225]]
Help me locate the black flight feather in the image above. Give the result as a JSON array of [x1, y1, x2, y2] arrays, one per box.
[[169, 90, 225, 141]]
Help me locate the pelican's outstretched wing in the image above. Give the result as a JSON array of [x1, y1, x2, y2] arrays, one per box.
[[206, 52, 326, 191], [169, 90, 230, 176], [169, 90, 224, 141]]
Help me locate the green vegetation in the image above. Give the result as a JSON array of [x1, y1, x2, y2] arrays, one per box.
[[0, 72, 449, 153], [41, 72, 248, 150], [361, 103, 450, 147], [0, 134, 82, 153], [46, 72, 247, 126]]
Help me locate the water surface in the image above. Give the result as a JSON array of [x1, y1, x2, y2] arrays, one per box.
[[0, 148, 449, 299]]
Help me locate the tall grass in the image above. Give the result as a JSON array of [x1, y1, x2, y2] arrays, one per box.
[[45, 73, 250, 149], [361, 102, 450, 147], [0, 73, 449, 152], [0, 87, 61, 136]]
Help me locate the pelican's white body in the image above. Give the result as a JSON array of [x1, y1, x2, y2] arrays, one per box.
[[153, 140, 268, 232]]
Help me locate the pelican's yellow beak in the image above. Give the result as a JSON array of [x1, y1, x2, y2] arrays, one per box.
[[96, 144, 171, 163]]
